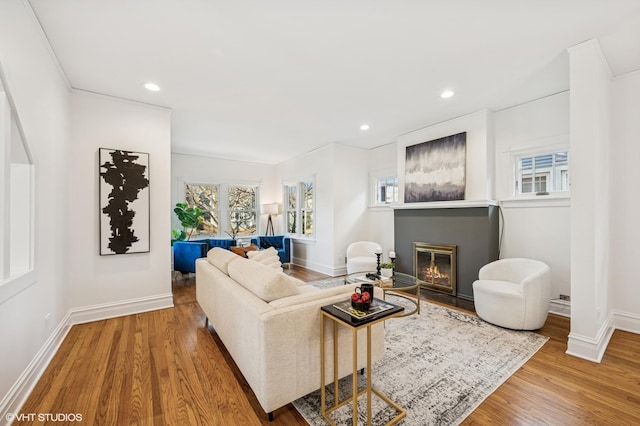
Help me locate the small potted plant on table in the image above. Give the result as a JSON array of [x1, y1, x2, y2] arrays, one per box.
[[380, 262, 394, 277]]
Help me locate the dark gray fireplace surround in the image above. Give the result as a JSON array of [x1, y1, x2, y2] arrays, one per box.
[[394, 206, 499, 301]]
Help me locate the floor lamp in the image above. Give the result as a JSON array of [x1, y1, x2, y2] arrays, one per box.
[[262, 203, 279, 236]]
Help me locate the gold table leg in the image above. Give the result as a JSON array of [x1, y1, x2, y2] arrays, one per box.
[[320, 311, 406, 425]]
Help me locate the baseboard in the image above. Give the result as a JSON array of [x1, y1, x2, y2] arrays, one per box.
[[0, 310, 72, 425], [613, 310, 640, 334], [549, 299, 571, 317], [67, 293, 174, 325], [566, 312, 615, 363], [291, 256, 345, 277]]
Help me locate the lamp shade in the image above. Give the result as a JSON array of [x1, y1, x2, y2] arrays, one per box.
[[261, 203, 280, 215]]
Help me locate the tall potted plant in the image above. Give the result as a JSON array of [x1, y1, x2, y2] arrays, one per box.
[[172, 202, 204, 245]]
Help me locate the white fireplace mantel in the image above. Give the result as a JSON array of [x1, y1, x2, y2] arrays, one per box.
[[390, 200, 498, 210]]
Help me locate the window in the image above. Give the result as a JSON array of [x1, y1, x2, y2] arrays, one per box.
[[285, 185, 297, 234], [228, 186, 257, 236], [301, 182, 314, 236], [375, 177, 398, 204], [1, 63, 36, 304], [284, 179, 314, 238], [185, 183, 219, 235], [182, 182, 258, 238], [515, 151, 569, 196]]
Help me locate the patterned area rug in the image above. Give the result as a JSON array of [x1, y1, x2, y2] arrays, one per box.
[[294, 277, 548, 425]]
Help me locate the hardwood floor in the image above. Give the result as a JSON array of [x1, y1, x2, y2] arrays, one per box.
[[17, 268, 640, 425]]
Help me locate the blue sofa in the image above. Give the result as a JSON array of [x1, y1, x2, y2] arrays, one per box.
[[173, 238, 236, 274], [250, 235, 292, 264]]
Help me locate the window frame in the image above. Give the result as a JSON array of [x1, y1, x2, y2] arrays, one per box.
[[180, 179, 260, 239], [184, 181, 220, 237], [283, 177, 315, 240], [511, 144, 570, 199], [369, 168, 399, 208], [0, 63, 37, 305], [374, 176, 399, 206], [227, 184, 259, 238]]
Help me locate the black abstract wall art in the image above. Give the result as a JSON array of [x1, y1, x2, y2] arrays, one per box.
[[404, 132, 467, 203], [99, 148, 150, 255]]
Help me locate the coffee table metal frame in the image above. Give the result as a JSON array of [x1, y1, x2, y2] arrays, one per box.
[[320, 301, 405, 426], [345, 272, 421, 317]]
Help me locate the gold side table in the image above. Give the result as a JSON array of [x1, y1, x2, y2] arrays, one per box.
[[320, 300, 406, 425]]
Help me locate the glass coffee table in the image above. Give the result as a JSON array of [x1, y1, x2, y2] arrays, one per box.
[[345, 271, 421, 317]]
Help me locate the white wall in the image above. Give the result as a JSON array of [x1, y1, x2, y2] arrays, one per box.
[[611, 70, 640, 328], [274, 143, 374, 275], [493, 92, 571, 300], [368, 143, 397, 259], [332, 144, 369, 273], [396, 109, 494, 202], [0, 0, 71, 416], [171, 153, 277, 238], [66, 92, 173, 314]]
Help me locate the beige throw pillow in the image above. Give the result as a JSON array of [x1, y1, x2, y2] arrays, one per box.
[[227, 256, 300, 302], [207, 247, 240, 275]]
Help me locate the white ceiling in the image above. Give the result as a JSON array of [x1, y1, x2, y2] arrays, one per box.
[[28, 0, 640, 165]]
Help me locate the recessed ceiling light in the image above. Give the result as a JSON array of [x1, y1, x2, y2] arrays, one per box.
[[144, 82, 160, 92], [360, 124, 370, 131], [441, 90, 454, 99]]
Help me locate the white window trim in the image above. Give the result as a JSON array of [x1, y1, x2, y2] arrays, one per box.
[[509, 139, 570, 200], [369, 168, 400, 209], [179, 178, 261, 238], [501, 196, 571, 209], [283, 175, 315, 241], [227, 183, 260, 238], [181, 179, 221, 239], [0, 63, 37, 304]]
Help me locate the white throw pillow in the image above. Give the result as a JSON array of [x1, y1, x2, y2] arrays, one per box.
[[228, 256, 300, 302], [247, 247, 281, 270], [247, 246, 278, 261], [207, 247, 239, 275]]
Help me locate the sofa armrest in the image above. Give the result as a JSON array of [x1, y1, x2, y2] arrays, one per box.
[[255, 284, 385, 412]]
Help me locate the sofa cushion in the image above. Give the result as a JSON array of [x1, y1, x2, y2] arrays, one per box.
[[228, 256, 300, 302], [207, 247, 239, 275]]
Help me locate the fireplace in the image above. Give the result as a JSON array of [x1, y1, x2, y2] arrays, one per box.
[[413, 242, 457, 295]]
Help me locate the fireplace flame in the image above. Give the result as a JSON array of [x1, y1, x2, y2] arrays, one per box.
[[424, 264, 449, 282]]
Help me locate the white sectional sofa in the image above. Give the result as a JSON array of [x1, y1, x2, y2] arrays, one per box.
[[196, 248, 385, 419]]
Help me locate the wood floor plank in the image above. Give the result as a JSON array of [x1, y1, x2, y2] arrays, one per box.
[[15, 268, 640, 425]]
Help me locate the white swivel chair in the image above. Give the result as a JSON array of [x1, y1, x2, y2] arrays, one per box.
[[472, 258, 551, 330], [346, 241, 382, 274]]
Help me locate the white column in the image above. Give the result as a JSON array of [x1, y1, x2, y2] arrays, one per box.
[[567, 39, 614, 362]]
